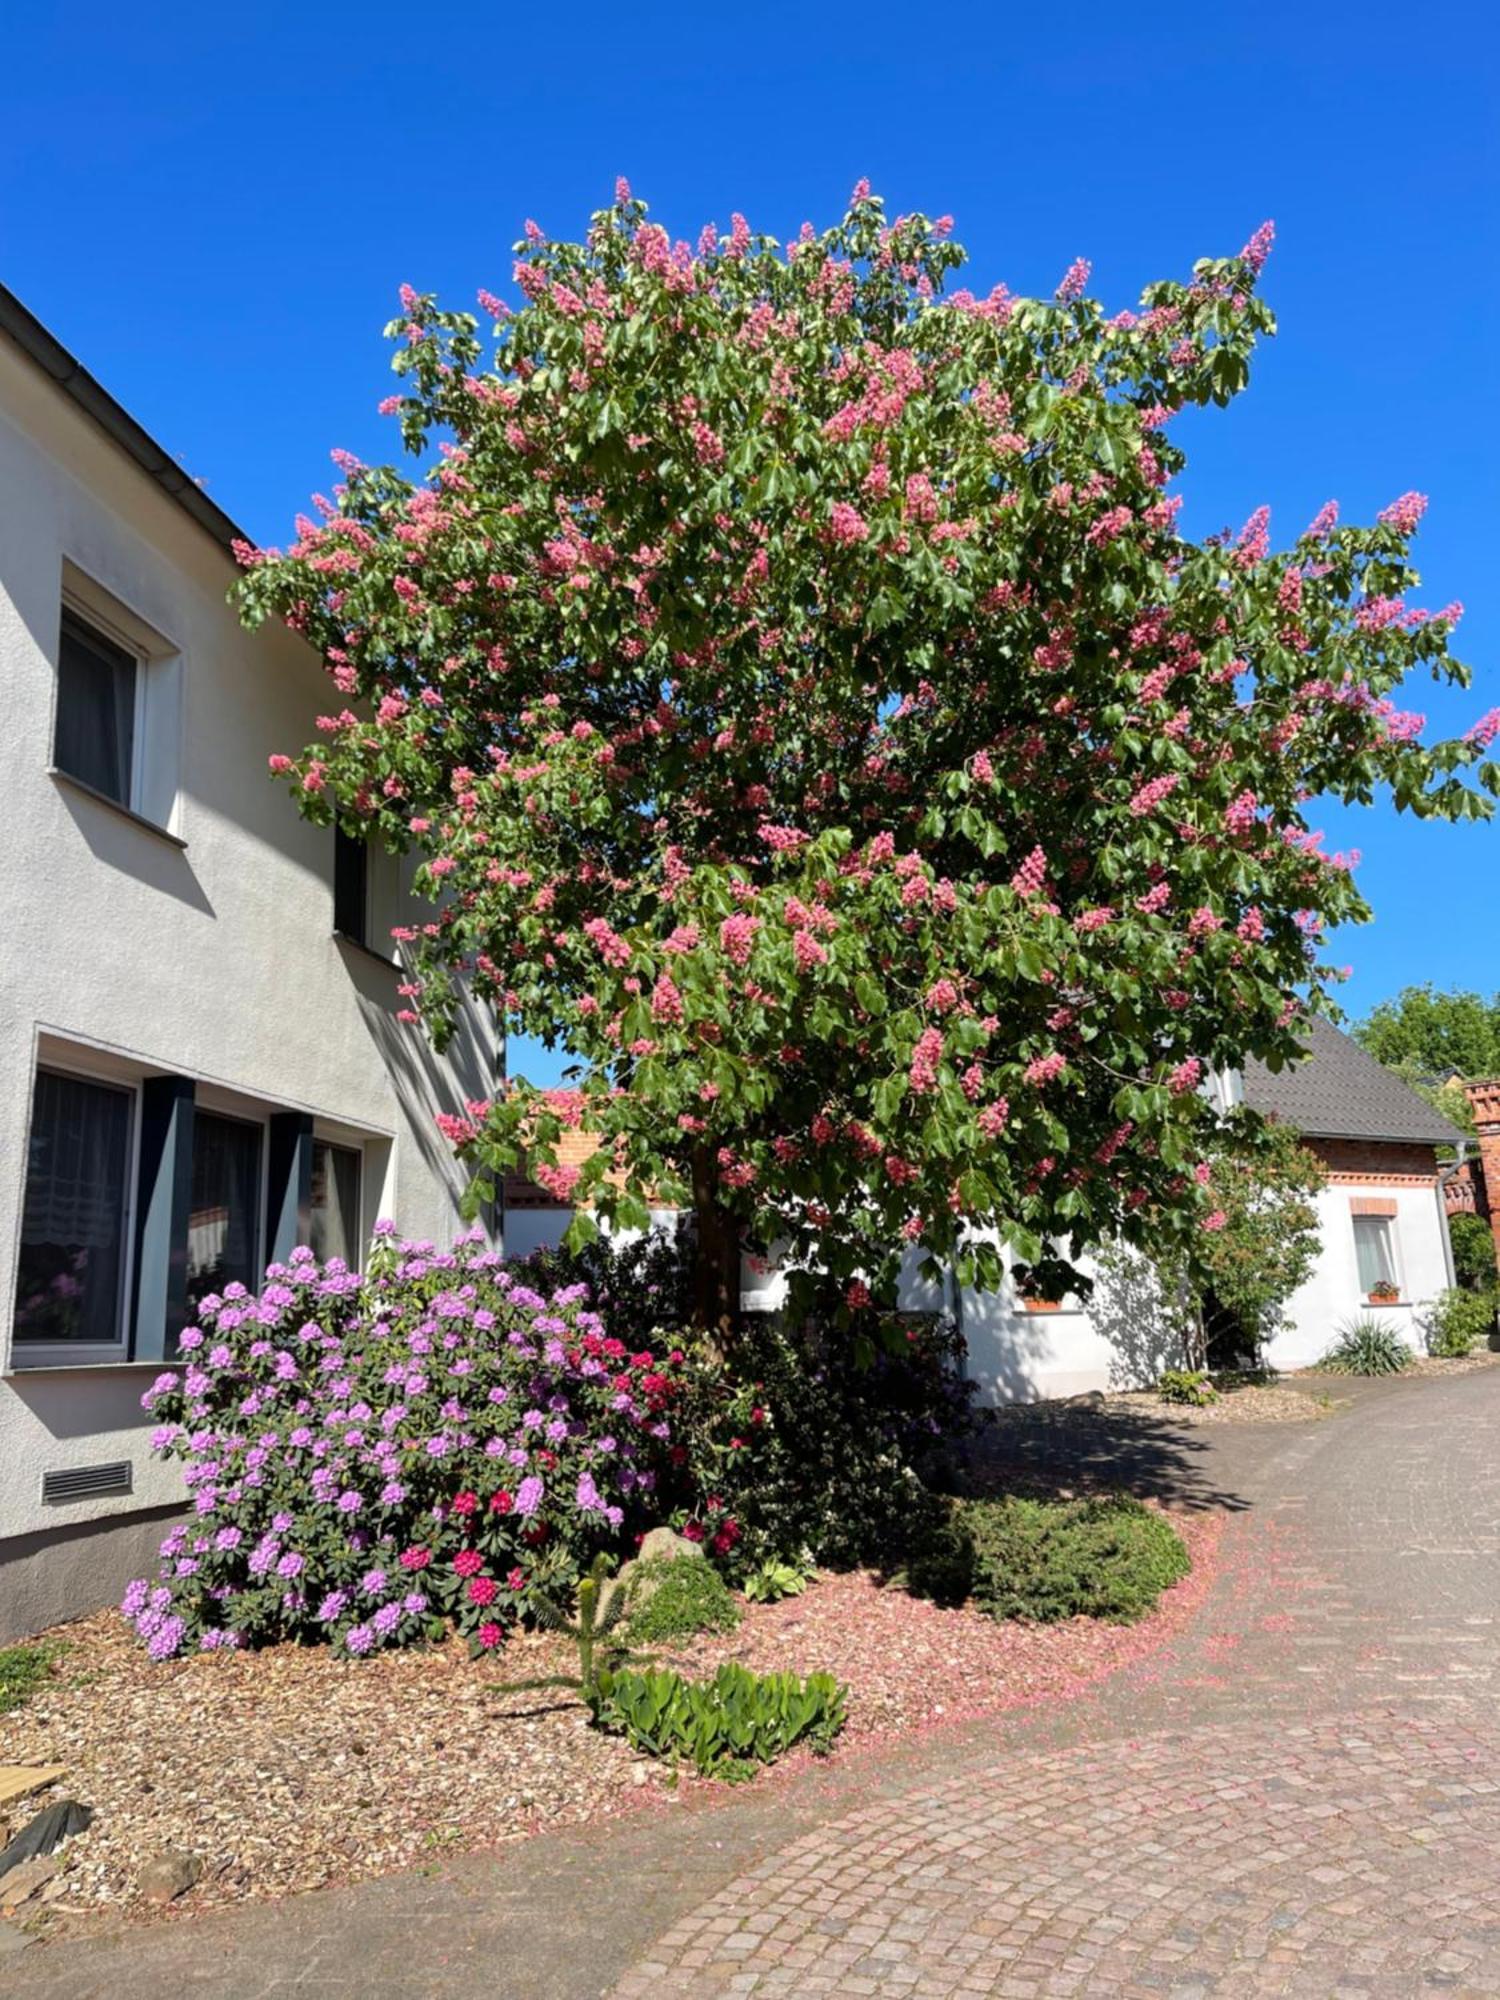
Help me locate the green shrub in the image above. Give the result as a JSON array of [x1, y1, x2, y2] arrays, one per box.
[[521, 1234, 978, 1578], [664, 1312, 977, 1576], [1423, 1287, 1497, 1359], [624, 1555, 741, 1644], [1155, 1368, 1218, 1407], [1318, 1315, 1411, 1376], [0, 1641, 64, 1716], [1450, 1213, 1499, 1293], [741, 1557, 813, 1604], [913, 1494, 1190, 1624], [588, 1661, 846, 1778], [900, 1499, 981, 1608]]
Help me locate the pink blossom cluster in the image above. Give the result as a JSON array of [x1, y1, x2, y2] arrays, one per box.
[[909, 1027, 944, 1095], [1377, 491, 1428, 537], [1128, 773, 1182, 817], [1024, 1052, 1067, 1087], [1010, 845, 1048, 897]]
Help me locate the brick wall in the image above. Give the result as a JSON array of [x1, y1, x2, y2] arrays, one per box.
[[1466, 1080, 1500, 1267], [1307, 1138, 1442, 1187]]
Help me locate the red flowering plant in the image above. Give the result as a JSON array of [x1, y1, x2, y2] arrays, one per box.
[[121, 1230, 690, 1660], [237, 183, 1497, 1336]]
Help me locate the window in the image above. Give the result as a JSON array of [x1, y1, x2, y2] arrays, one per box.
[[54, 608, 138, 807], [310, 1140, 362, 1267], [14, 1069, 132, 1354], [185, 1111, 262, 1316], [1353, 1214, 1400, 1297], [334, 826, 368, 945]]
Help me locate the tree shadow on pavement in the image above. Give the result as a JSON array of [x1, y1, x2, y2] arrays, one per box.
[[954, 1405, 1253, 1514]]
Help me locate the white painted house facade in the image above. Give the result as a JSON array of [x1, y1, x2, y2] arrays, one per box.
[[0, 289, 499, 1641]]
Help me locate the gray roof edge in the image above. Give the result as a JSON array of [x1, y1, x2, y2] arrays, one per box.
[[1242, 1016, 1466, 1148], [1288, 1118, 1465, 1146], [0, 283, 250, 558]]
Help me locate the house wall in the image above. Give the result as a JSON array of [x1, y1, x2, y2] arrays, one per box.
[[656, 1135, 1454, 1404], [0, 336, 500, 1637], [1259, 1140, 1453, 1369]]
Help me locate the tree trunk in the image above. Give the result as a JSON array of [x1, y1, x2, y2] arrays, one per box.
[[690, 1146, 740, 1343]]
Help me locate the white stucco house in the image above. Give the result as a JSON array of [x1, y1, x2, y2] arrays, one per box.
[[939, 1024, 1460, 1395], [0, 287, 500, 1641]]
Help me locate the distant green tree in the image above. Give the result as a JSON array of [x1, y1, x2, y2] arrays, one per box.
[[1450, 1212, 1500, 1293], [1355, 986, 1500, 1134]]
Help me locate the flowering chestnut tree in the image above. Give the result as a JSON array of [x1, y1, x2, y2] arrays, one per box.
[[237, 183, 1497, 1332]]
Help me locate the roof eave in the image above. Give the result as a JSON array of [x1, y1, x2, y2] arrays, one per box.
[[0, 283, 250, 558]]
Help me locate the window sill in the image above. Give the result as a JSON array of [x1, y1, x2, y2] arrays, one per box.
[[49, 768, 186, 849], [333, 930, 400, 971], [5, 1355, 177, 1378]]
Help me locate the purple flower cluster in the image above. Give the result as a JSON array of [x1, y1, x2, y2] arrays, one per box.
[[121, 1228, 687, 1661]]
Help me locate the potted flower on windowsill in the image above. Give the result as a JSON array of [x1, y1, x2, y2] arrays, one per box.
[[1016, 1285, 1064, 1313], [1366, 1279, 1400, 1305]]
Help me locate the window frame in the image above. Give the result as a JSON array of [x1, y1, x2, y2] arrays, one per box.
[[1351, 1211, 1403, 1300], [12, 1060, 140, 1369], [309, 1136, 365, 1271], [52, 603, 143, 812]]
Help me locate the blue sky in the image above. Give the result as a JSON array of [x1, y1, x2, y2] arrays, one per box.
[[4, 1, 1496, 1084]]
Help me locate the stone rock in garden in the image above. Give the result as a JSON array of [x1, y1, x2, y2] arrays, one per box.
[[636, 1527, 700, 1565], [0, 1855, 58, 1913], [0, 1917, 33, 1956], [137, 1850, 203, 1904]]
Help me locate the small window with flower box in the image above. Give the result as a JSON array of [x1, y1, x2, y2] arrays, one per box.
[[1351, 1202, 1402, 1303]]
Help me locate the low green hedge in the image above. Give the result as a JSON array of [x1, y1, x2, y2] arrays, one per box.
[[623, 1555, 742, 1645], [908, 1493, 1190, 1623]]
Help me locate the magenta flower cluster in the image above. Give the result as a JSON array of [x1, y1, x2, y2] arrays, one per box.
[[121, 1228, 686, 1661]]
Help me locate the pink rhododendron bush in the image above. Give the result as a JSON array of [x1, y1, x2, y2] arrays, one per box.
[[122, 1230, 687, 1661], [237, 182, 1498, 1333]]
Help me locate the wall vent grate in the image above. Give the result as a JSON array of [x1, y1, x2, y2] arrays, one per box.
[[42, 1461, 134, 1505]]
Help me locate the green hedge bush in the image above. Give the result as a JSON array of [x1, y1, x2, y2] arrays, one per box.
[[1423, 1287, 1497, 1359], [1155, 1368, 1218, 1407], [909, 1494, 1190, 1623], [624, 1555, 742, 1645]]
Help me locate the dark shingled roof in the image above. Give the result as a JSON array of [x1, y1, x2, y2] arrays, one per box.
[[1241, 1016, 1464, 1146]]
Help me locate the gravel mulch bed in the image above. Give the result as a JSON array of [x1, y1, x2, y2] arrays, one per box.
[[1095, 1380, 1336, 1425], [0, 1509, 1216, 1934], [1396, 1350, 1500, 1378], [987, 1376, 1335, 1429]]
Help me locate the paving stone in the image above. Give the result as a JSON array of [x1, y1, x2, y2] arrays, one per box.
[[9, 1371, 1500, 1997]]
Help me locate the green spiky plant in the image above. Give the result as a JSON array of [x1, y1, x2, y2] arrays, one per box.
[[489, 1552, 642, 1700], [1318, 1315, 1410, 1376]]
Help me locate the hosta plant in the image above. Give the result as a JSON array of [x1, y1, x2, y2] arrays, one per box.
[[741, 1556, 814, 1603], [588, 1660, 846, 1779]]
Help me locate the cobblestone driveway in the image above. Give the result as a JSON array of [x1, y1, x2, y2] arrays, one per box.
[[10, 1369, 1500, 1997]]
